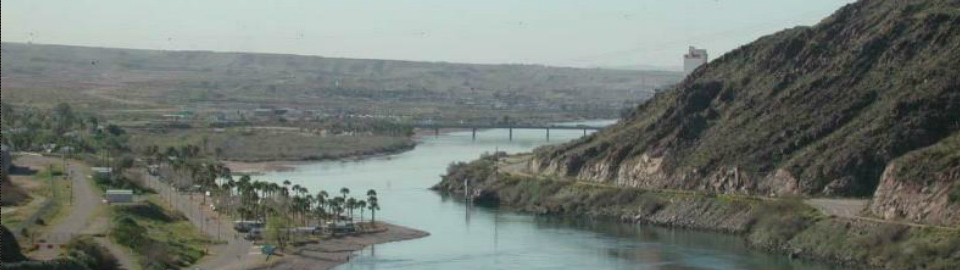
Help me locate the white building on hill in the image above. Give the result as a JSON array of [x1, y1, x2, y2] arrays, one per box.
[[684, 46, 709, 75]]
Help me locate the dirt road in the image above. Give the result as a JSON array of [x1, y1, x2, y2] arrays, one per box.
[[31, 163, 100, 259], [28, 161, 139, 270], [805, 198, 869, 218]]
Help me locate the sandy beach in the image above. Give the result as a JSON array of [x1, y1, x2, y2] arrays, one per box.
[[216, 222, 429, 270]]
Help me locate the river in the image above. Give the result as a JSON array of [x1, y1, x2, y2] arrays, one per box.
[[259, 122, 842, 270]]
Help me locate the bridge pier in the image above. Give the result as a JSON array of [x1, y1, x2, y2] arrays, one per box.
[[583, 129, 587, 136], [509, 128, 513, 141], [546, 128, 550, 141], [472, 128, 477, 141], [435, 128, 440, 137]]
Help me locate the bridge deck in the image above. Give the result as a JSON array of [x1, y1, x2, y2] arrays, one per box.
[[412, 125, 604, 130]]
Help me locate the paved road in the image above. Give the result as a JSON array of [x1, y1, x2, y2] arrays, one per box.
[[144, 174, 253, 270]]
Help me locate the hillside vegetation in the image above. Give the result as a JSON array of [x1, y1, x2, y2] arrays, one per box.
[[531, 0, 960, 201]]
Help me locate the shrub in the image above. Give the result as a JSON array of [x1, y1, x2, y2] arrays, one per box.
[[115, 202, 178, 222], [1, 225, 27, 263], [746, 199, 815, 246], [949, 185, 960, 204], [0, 259, 89, 270], [2, 237, 120, 270], [65, 237, 120, 270]]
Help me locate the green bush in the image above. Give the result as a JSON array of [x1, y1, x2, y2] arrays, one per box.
[[949, 185, 960, 204], [64, 237, 120, 270], [1, 237, 120, 270], [0, 259, 89, 270], [746, 199, 815, 246], [112, 203, 209, 270], [114, 202, 179, 223]]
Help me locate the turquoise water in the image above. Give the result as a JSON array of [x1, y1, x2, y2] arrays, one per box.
[[259, 125, 842, 270]]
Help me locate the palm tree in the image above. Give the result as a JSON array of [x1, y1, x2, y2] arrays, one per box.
[[340, 187, 350, 201], [332, 197, 345, 221], [316, 190, 329, 223], [357, 200, 367, 223], [346, 198, 357, 221], [367, 197, 380, 224], [366, 189, 379, 224]]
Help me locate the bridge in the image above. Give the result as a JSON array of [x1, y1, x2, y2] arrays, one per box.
[[411, 124, 606, 141]]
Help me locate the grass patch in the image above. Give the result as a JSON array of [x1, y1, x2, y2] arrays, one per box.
[[894, 132, 960, 184], [111, 198, 215, 270], [788, 220, 960, 270], [745, 198, 819, 247], [1, 164, 74, 236]]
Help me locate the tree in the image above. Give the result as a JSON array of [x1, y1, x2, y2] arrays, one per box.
[[265, 214, 292, 251], [357, 200, 367, 223], [367, 197, 380, 224], [340, 187, 350, 201], [316, 190, 329, 224], [366, 189, 379, 224], [346, 198, 357, 221], [53, 103, 75, 134]]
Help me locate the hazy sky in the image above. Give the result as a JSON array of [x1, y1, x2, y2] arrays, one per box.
[[2, 0, 855, 69]]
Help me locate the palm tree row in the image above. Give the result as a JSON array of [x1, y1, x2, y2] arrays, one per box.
[[144, 144, 382, 230]]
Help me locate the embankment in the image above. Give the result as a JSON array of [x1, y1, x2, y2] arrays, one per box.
[[434, 157, 960, 270]]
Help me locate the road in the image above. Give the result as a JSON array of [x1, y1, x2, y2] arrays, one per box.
[[143, 173, 254, 270], [31, 163, 100, 259], [29, 162, 138, 270], [804, 198, 869, 218]]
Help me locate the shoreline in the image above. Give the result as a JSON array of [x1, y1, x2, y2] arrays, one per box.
[[434, 155, 960, 270], [218, 222, 429, 270], [224, 142, 417, 174]]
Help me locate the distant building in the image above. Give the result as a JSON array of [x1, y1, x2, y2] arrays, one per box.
[[105, 189, 134, 203], [2, 145, 11, 177], [684, 46, 709, 75]]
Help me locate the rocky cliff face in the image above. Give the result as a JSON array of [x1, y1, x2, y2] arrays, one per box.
[[869, 133, 960, 226], [531, 0, 960, 200]]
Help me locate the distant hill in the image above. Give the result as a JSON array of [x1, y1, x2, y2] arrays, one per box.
[[531, 0, 959, 225], [0, 43, 683, 122]]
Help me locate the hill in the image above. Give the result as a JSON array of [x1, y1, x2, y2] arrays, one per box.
[[530, 0, 959, 225], [0, 43, 682, 123]]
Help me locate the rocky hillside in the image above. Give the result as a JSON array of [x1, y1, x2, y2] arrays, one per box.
[[869, 132, 960, 226], [530, 0, 960, 220]]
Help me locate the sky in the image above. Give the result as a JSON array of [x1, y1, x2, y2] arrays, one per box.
[[1, 0, 856, 70]]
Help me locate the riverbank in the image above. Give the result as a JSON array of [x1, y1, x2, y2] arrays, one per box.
[[223, 141, 416, 174], [130, 127, 417, 165], [214, 222, 429, 270], [435, 155, 960, 270]]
